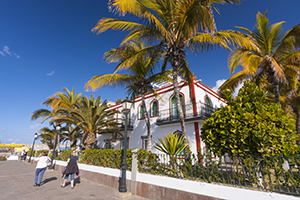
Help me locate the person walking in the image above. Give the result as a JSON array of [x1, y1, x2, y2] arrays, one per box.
[[61, 150, 79, 189], [33, 152, 50, 187], [20, 150, 25, 160]]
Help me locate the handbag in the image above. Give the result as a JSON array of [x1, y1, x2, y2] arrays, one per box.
[[61, 167, 67, 177], [46, 159, 51, 167]]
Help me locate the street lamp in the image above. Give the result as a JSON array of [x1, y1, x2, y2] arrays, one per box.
[[28, 133, 38, 163], [119, 97, 132, 193], [48, 124, 61, 169]]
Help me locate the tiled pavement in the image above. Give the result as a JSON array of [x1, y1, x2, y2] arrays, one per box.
[[0, 160, 149, 200]]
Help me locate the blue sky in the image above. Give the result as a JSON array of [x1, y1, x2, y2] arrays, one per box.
[[0, 0, 299, 144]]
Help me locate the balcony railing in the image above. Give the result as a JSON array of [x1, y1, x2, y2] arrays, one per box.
[[118, 120, 134, 131], [156, 101, 217, 125]]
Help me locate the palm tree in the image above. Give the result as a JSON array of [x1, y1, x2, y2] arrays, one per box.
[[60, 126, 82, 148], [38, 126, 59, 150], [31, 88, 82, 149], [92, 0, 254, 151], [85, 40, 173, 151], [220, 11, 300, 104], [51, 95, 119, 150]]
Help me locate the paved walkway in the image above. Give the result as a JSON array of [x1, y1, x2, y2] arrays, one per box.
[[0, 160, 149, 200]]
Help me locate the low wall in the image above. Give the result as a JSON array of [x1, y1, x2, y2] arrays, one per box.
[[54, 160, 297, 200]]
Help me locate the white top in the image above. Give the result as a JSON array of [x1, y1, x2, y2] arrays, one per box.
[[34, 156, 50, 169]]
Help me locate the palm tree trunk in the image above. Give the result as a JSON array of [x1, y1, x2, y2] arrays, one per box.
[[268, 71, 280, 104], [141, 94, 152, 151], [167, 43, 190, 159], [272, 82, 280, 104], [172, 65, 188, 146], [83, 132, 96, 150]]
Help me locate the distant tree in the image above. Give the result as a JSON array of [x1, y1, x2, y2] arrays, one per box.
[[201, 81, 298, 157]]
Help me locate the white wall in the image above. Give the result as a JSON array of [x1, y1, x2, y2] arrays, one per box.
[[55, 160, 297, 200], [97, 79, 226, 155]]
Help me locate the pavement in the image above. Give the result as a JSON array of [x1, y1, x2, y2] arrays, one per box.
[[0, 160, 149, 200]]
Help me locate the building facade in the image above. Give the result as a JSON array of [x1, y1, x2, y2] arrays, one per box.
[[96, 78, 226, 155]]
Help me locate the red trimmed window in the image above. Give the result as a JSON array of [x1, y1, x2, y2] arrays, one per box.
[[151, 100, 158, 117], [139, 104, 145, 119]]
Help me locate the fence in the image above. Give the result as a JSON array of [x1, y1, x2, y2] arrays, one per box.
[[156, 101, 217, 124], [138, 154, 300, 196]]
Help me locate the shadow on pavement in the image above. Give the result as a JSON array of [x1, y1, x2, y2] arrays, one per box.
[[75, 176, 81, 186], [41, 177, 57, 185]]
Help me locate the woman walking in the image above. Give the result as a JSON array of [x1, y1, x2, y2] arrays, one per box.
[[33, 152, 50, 187], [61, 150, 79, 189]]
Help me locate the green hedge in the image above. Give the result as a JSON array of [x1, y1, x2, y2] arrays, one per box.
[[27, 150, 49, 157], [76, 148, 158, 171], [0, 157, 6, 161], [78, 149, 133, 170], [56, 150, 72, 161]]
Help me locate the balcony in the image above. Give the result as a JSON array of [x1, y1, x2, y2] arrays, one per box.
[[118, 121, 134, 131], [156, 102, 217, 125]]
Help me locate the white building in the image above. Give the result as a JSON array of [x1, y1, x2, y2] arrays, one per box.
[[96, 78, 226, 155]]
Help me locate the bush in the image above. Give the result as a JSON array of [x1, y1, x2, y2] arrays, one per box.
[[0, 157, 6, 161], [79, 149, 133, 170], [57, 150, 72, 161], [27, 150, 49, 157]]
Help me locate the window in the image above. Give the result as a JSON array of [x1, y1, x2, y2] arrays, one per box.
[[204, 96, 213, 115], [139, 105, 145, 119], [141, 136, 149, 150], [151, 100, 158, 117], [170, 94, 184, 121]]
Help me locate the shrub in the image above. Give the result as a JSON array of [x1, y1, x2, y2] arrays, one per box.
[[79, 149, 133, 170], [0, 157, 6, 161], [57, 150, 72, 161]]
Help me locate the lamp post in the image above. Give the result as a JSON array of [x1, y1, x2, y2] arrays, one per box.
[[119, 97, 132, 193], [48, 124, 61, 169], [28, 133, 38, 163]]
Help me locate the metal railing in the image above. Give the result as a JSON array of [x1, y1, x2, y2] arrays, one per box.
[[118, 121, 134, 131], [138, 154, 300, 196], [156, 102, 217, 124]]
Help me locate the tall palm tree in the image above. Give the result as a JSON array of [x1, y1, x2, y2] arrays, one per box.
[[85, 40, 173, 151], [220, 11, 300, 104], [31, 88, 82, 149], [92, 0, 254, 151], [51, 95, 119, 150]]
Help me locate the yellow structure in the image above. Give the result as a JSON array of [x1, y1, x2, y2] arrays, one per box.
[[0, 143, 24, 148], [0, 144, 26, 153]]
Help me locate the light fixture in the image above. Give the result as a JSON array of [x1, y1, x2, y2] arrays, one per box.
[[121, 97, 132, 111], [56, 124, 61, 131]]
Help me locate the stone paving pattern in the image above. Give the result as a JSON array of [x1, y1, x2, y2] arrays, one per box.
[[0, 160, 149, 200]]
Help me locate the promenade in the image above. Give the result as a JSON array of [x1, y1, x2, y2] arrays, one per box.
[[0, 161, 149, 200]]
